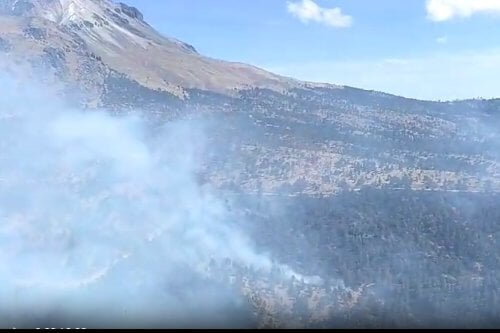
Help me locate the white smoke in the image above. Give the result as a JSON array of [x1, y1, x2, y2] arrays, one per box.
[[0, 72, 321, 328]]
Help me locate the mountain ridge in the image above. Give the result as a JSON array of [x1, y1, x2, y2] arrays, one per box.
[[0, 0, 497, 105], [0, 0, 346, 102]]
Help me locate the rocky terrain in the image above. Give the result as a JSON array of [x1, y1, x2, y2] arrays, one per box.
[[1, 0, 500, 329]]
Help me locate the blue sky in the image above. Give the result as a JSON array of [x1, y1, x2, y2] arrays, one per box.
[[125, 0, 500, 101]]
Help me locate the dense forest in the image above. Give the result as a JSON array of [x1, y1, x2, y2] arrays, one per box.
[[221, 189, 500, 328]]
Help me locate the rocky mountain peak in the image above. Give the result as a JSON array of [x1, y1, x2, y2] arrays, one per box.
[[117, 2, 143, 21], [0, 0, 333, 98], [1, 0, 144, 25]]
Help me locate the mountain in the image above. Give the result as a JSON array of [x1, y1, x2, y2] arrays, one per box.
[[0, 0, 335, 103], [1, 0, 498, 196], [1, 0, 500, 329]]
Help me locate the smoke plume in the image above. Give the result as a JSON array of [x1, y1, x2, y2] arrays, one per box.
[[0, 71, 319, 328]]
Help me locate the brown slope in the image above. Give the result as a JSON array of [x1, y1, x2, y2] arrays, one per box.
[[0, 0, 340, 99]]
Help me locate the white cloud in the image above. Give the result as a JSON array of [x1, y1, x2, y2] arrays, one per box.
[[426, 0, 500, 22], [261, 48, 500, 101], [436, 35, 448, 44], [287, 0, 353, 28]]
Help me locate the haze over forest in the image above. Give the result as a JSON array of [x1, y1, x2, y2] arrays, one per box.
[[0, 0, 499, 329]]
